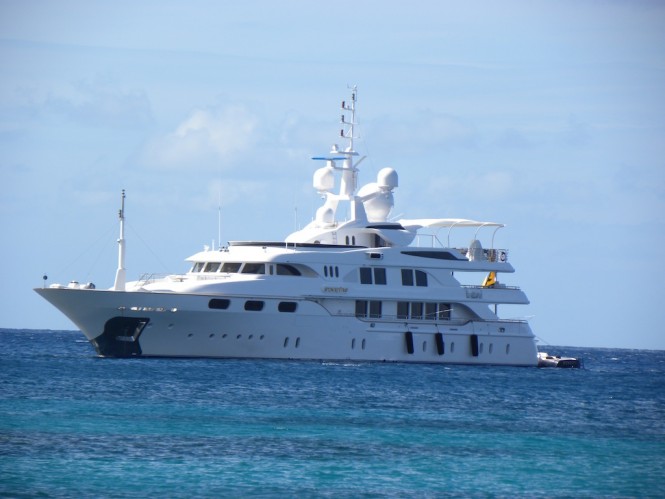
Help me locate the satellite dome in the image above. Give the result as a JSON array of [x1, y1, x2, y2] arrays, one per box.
[[377, 168, 398, 190], [313, 165, 335, 192], [358, 182, 394, 222]]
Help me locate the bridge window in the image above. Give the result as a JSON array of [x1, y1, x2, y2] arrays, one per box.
[[276, 264, 301, 276], [242, 263, 265, 274], [203, 262, 220, 272], [221, 262, 242, 273]]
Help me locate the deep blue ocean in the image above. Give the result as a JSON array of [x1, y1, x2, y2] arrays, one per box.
[[1, 329, 664, 498]]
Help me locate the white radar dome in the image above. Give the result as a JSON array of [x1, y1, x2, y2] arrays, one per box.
[[313, 165, 335, 192], [358, 182, 394, 222], [377, 168, 398, 190]]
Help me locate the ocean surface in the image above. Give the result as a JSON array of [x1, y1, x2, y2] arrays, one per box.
[[1, 329, 664, 498]]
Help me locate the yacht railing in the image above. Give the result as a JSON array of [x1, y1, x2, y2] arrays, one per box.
[[413, 233, 446, 248], [456, 248, 510, 263], [135, 273, 186, 286], [349, 314, 527, 325], [412, 235, 509, 262]]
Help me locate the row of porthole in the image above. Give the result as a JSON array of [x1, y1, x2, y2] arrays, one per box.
[[181, 331, 510, 356], [186, 333, 266, 340], [407, 338, 511, 355], [209, 299, 297, 313]]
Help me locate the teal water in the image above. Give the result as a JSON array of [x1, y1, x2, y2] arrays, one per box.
[[1, 329, 664, 497]]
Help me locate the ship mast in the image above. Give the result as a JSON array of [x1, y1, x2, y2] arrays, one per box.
[[338, 85, 359, 199], [113, 189, 126, 291]]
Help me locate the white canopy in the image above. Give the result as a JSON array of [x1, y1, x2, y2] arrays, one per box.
[[398, 218, 504, 230]]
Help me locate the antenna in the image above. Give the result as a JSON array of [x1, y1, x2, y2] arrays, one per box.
[[113, 189, 126, 291], [217, 189, 222, 251], [337, 85, 360, 199]]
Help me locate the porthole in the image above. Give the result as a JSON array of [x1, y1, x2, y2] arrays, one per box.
[[422, 341, 427, 352], [295, 337, 300, 348], [284, 337, 289, 348], [361, 338, 366, 350], [248, 334, 253, 340], [209, 333, 215, 338], [260, 335, 265, 340], [506, 344, 510, 355], [479, 343, 484, 354], [209, 298, 230, 310], [451, 342, 455, 353], [489, 343, 494, 354], [278, 301, 297, 313], [236, 334, 242, 339], [222, 333, 228, 338], [187, 333, 193, 338], [351, 338, 356, 349], [244, 300, 264, 311]]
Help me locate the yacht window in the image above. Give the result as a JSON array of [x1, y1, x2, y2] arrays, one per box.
[[360, 267, 387, 285], [359, 268, 373, 284], [244, 300, 264, 311], [397, 301, 409, 320], [276, 264, 301, 276], [221, 262, 242, 273], [242, 263, 265, 274], [401, 269, 428, 287], [278, 301, 297, 313], [209, 299, 230, 310], [355, 300, 381, 318], [203, 262, 221, 272], [369, 300, 382, 319], [438, 303, 451, 320], [425, 302, 437, 320], [411, 302, 424, 320], [335, 266, 339, 278], [192, 262, 205, 273], [324, 266, 328, 277]]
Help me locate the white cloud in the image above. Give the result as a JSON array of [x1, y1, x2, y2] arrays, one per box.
[[142, 104, 258, 171]]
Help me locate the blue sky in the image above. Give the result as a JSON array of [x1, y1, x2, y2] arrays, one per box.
[[2, 0, 664, 349]]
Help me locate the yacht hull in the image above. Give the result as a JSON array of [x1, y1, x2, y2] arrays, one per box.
[[35, 287, 538, 366]]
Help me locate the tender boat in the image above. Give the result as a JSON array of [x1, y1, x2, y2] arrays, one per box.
[[537, 352, 582, 368], [36, 87, 548, 365]]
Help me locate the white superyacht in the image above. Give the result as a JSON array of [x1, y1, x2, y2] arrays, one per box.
[[36, 88, 541, 366]]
